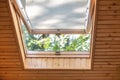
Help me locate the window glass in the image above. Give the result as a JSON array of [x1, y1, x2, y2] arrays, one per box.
[[22, 23, 90, 52]]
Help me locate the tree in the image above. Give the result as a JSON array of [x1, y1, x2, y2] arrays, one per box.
[[22, 26, 90, 52]]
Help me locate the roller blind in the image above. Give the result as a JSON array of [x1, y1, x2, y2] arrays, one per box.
[[11, 0, 92, 34]]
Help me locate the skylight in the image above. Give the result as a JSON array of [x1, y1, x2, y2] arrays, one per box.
[[10, 0, 96, 56]]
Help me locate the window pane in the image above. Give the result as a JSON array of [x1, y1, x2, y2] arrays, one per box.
[[22, 24, 90, 52]]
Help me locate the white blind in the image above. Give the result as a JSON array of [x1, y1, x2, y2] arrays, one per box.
[[12, 0, 92, 34], [26, 0, 89, 30]]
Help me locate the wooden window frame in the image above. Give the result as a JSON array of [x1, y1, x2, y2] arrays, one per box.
[[8, 0, 97, 69], [10, 0, 96, 58], [18, 21, 92, 58]]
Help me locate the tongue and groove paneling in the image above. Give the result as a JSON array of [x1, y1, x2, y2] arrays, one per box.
[[0, 0, 120, 80]]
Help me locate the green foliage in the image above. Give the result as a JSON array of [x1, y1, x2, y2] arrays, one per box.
[[22, 26, 90, 52]]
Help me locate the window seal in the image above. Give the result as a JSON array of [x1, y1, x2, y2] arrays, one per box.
[[26, 51, 90, 58]]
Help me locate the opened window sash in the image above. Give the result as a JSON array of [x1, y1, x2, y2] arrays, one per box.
[[10, 0, 94, 34]]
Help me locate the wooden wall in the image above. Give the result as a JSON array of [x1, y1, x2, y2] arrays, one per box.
[[0, 0, 120, 80]]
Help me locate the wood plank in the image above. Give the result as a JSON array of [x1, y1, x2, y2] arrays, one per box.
[[99, 1, 120, 6], [0, 0, 120, 80]]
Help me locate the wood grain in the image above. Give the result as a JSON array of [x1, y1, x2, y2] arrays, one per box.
[[0, 0, 120, 80]]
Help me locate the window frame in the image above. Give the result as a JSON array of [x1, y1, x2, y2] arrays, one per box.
[[11, 0, 96, 58]]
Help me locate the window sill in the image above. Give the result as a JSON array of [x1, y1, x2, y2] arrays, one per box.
[[24, 57, 91, 69], [24, 51, 91, 69]]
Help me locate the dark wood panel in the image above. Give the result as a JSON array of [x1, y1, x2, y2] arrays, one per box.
[[0, 0, 120, 80]]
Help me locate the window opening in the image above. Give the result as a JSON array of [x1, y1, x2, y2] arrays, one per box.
[[11, 0, 95, 56], [22, 23, 90, 54]]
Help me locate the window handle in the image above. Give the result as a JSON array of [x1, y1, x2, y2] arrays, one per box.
[[55, 51, 61, 55]]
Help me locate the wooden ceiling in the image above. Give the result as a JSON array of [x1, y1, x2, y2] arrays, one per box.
[[0, 0, 120, 80]]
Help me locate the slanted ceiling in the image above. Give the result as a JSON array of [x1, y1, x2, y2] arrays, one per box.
[[0, 0, 120, 80]]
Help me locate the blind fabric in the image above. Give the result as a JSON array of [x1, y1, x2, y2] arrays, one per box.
[[11, 0, 92, 34]]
